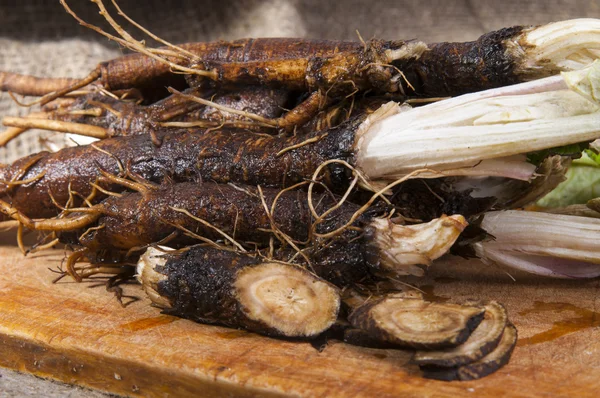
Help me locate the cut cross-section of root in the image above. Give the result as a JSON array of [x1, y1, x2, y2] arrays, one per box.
[[421, 323, 518, 381], [413, 301, 508, 367], [137, 246, 340, 338], [348, 295, 485, 349], [234, 262, 340, 337]]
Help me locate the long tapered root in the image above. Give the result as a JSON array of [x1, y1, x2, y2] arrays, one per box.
[[3, 117, 108, 140], [0, 71, 79, 97], [0, 127, 29, 147], [38, 69, 102, 106], [0, 198, 101, 232]]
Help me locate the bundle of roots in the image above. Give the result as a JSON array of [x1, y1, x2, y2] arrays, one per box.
[[2, 0, 600, 382]]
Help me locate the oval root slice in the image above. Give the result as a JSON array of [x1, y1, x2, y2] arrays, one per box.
[[421, 323, 518, 381], [234, 262, 341, 338], [413, 301, 508, 367], [348, 296, 485, 349]]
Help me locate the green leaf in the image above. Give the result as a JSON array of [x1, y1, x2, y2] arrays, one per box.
[[527, 143, 587, 166], [583, 149, 600, 166], [537, 155, 600, 208]]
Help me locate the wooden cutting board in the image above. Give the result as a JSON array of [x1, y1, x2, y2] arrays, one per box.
[[1, 239, 599, 397]]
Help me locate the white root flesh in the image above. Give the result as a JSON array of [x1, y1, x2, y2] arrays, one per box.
[[369, 214, 468, 276], [234, 262, 340, 337], [511, 19, 600, 74], [136, 246, 173, 308]]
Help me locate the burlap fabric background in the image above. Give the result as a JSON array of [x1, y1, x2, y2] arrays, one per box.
[[1, 0, 600, 395]]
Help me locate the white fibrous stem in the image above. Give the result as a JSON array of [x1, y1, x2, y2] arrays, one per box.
[[475, 210, 600, 279], [369, 215, 468, 276], [510, 19, 600, 74], [384, 155, 537, 181], [454, 155, 571, 209], [355, 61, 600, 186]]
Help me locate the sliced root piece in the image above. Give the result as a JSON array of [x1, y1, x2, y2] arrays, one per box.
[[413, 301, 508, 367], [588, 197, 600, 213], [348, 295, 485, 349], [421, 323, 518, 381], [137, 246, 341, 338], [234, 262, 340, 337], [136, 246, 173, 308]]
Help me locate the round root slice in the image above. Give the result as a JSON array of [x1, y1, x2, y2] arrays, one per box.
[[349, 297, 485, 349], [421, 323, 518, 381], [413, 301, 508, 367], [234, 262, 341, 338]]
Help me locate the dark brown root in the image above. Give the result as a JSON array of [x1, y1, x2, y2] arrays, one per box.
[[167, 87, 278, 127], [138, 246, 341, 338]]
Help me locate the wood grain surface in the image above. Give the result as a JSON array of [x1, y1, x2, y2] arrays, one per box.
[[0, 241, 599, 397]]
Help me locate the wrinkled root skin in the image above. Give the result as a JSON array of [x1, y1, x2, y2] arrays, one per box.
[[48, 86, 292, 137], [64, 182, 385, 288], [0, 117, 360, 219], [155, 246, 339, 338], [405, 27, 527, 96]]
